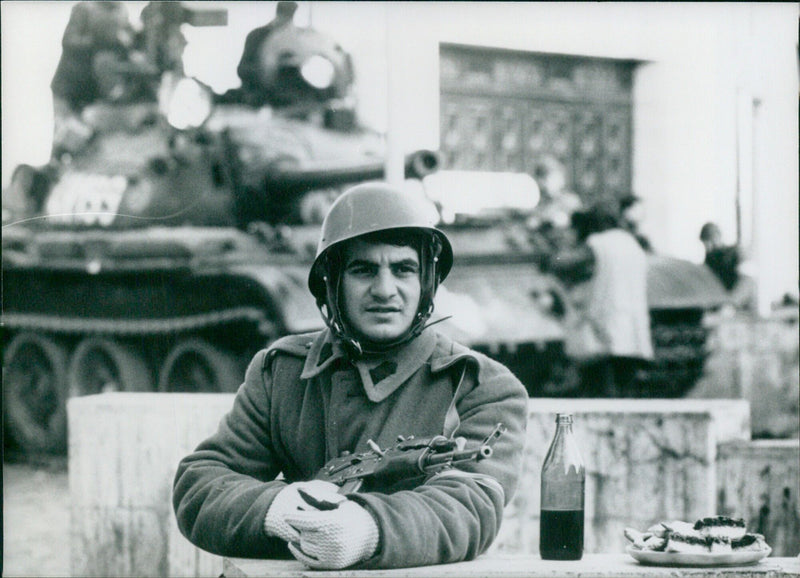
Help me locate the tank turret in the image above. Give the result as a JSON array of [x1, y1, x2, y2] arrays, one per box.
[[231, 1, 353, 110]]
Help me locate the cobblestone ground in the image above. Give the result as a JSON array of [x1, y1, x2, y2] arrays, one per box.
[[3, 458, 70, 577]]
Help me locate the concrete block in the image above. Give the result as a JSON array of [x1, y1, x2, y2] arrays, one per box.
[[69, 393, 234, 578], [167, 513, 222, 578], [70, 506, 167, 578], [717, 439, 800, 557], [691, 314, 799, 439]]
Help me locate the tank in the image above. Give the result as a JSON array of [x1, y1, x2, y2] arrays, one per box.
[[1, 3, 729, 456], [0, 4, 440, 455]]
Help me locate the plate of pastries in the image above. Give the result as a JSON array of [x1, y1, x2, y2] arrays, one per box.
[[624, 515, 771, 566]]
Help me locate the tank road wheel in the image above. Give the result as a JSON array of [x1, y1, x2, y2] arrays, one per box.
[[67, 337, 153, 397], [158, 338, 241, 393], [3, 332, 69, 454]]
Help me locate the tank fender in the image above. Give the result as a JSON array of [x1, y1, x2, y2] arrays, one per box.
[[646, 255, 730, 310], [223, 263, 322, 334]]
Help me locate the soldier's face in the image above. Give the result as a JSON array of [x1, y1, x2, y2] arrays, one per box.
[[340, 240, 421, 344]]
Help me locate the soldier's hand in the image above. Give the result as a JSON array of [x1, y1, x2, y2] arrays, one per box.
[[286, 500, 379, 569], [263, 480, 343, 543]]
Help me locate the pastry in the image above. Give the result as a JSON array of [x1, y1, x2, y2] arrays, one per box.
[[625, 516, 769, 554], [707, 535, 732, 553], [693, 516, 746, 540], [666, 532, 711, 554], [732, 533, 769, 552]]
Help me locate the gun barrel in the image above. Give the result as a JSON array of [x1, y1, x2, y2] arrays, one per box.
[[421, 445, 493, 470], [262, 150, 441, 193]]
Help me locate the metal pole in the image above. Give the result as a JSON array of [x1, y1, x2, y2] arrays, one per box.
[[734, 87, 742, 247], [384, 4, 404, 185]]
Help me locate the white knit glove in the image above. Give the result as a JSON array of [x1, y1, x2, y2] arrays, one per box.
[[285, 500, 379, 569], [264, 480, 344, 543]]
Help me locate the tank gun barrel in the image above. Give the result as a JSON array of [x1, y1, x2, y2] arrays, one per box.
[[181, 7, 228, 27], [262, 149, 440, 193], [139, 3, 227, 74]]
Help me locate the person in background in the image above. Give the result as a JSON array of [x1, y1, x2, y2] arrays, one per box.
[[699, 222, 755, 312], [50, 1, 157, 156], [527, 155, 584, 265], [700, 222, 739, 292], [236, 1, 299, 105], [139, 1, 190, 76], [618, 193, 652, 252], [172, 182, 528, 570], [528, 155, 583, 233], [546, 203, 653, 397], [51, 1, 137, 114]]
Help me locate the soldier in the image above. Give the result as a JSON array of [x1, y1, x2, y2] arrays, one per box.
[[700, 222, 739, 291], [236, 1, 298, 105], [700, 222, 755, 311], [173, 183, 528, 569], [51, 1, 137, 114], [50, 1, 157, 156]]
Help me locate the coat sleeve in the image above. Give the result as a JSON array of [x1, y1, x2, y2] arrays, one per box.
[[171, 349, 292, 558], [349, 356, 529, 569]]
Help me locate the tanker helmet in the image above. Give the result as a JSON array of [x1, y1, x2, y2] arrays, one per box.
[[308, 182, 453, 354]]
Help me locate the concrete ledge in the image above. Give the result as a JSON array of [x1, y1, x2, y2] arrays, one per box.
[[223, 554, 800, 578]]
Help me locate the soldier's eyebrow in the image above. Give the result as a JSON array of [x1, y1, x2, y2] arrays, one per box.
[[345, 257, 419, 269], [345, 257, 375, 268]]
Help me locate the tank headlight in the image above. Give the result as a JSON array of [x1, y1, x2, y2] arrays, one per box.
[[301, 55, 335, 90]]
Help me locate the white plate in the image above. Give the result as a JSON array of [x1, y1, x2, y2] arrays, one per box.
[[626, 545, 772, 567]]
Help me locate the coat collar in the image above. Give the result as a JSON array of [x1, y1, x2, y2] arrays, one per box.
[[300, 328, 475, 403]]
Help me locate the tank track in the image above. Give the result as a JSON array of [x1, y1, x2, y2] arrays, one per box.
[[2, 307, 276, 336]]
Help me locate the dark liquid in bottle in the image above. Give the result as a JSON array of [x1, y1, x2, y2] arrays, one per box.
[[539, 509, 584, 560]]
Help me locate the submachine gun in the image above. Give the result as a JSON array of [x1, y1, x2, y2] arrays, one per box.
[[310, 423, 506, 498]]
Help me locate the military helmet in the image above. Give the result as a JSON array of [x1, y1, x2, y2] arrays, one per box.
[[308, 182, 452, 300], [308, 182, 453, 355]]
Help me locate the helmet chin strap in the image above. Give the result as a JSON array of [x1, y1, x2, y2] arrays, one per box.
[[316, 236, 443, 359], [318, 276, 429, 359]]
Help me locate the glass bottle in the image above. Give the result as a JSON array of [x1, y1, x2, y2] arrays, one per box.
[[539, 413, 585, 560]]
